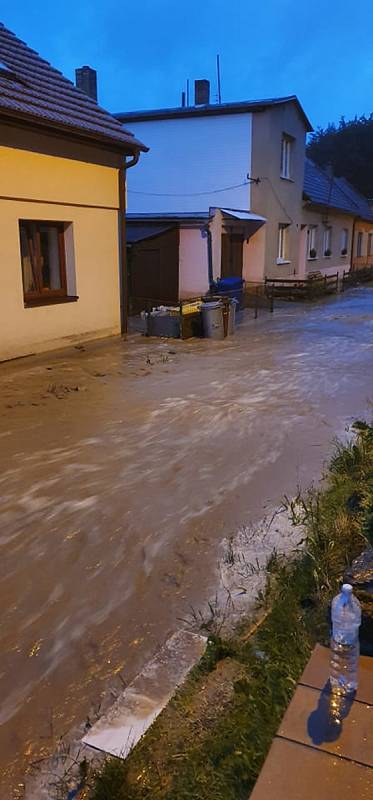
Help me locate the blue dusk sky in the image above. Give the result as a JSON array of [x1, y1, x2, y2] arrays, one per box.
[[2, 1, 373, 131]]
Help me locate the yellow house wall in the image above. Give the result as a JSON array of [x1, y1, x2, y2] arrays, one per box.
[[0, 144, 121, 361], [352, 220, 373, 270]]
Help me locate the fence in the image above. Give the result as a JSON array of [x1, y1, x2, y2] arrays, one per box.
[[264, 272, 339, 301], [128, 282, 275, 337], [342, 265, 373, 290]]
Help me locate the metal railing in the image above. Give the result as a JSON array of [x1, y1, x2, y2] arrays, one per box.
[[129, 281, 275, 320], [127, 282, 275, 338]]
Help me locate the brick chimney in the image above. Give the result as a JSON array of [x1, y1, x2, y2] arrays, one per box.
[[194, 79, 210, 106], [75, 66, 97, 102]]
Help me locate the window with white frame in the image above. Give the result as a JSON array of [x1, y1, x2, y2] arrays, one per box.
[[307, 225, 318, 259], [277, 224, 289, 262], [368, 233, 373, 257], [280, 135, 293, 179], [357, 231, 364, 257], [341, 228, 349, 255], [323, 226, 332, 256]]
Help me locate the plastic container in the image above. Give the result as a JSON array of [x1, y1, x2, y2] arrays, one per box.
[[201, 301, 224, 340], [182, 301, 202, 315], [330, 583, 361, 694], [214, 277, 243, 291], [146, 312, 181, 338]]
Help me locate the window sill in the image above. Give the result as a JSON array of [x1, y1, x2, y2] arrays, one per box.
[[307, 257, 318, 261], [340, 254, 348, 258], [280, 175, 294, 182], [276, 259, 291, 265], [24, 295, 79, 308], [323, 256, 332, 259]]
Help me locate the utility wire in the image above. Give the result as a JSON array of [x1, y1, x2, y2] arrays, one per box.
[[127, 179, 258, 198], [261, 177, 293, 223]]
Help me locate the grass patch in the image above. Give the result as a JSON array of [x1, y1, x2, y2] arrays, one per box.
[[89, 422, 373, 800]]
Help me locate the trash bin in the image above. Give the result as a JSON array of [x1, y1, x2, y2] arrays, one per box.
[[146, 311, 181, 338], [213, 277, 244, 307], [201, 300, 225, 340], [228, 298, 238, 335]]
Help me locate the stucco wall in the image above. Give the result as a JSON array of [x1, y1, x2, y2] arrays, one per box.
[[243, 226, 266, 282], [301, 207, 353, 278], [179, 227, 209, 298], [250, 104, 307, 279], [209, 208, 223, 281], [125, 113, 252, 214], [0, 144, 121, 361]]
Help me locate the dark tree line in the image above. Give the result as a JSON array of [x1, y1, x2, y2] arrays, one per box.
[[306, 115, 373, 198]]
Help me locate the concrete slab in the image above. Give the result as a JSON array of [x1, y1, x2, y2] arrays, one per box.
[[82, 629, 206, 758], [278, 684, 373, 768], [300, 644, 373, 706], [249, 737, 373, 799]]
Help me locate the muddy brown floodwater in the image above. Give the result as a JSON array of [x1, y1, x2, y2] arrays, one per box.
[[1, 287, 373, 796]]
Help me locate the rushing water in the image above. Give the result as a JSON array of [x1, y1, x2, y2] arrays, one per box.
[[1, 287, 373, 796]]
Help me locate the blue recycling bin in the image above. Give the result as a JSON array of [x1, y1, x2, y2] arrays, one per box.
[[213, 277, 244, 307]]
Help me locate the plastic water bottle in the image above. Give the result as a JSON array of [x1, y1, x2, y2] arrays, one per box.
[[330, 583, 361, 694]]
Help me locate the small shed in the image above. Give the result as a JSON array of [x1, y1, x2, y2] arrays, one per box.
[[126, 213, 211, 311]]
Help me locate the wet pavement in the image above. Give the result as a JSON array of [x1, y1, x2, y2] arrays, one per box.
[[1, 287, 373, 796]]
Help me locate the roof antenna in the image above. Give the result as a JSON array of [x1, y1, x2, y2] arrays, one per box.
[[216, 54, 222, 104]]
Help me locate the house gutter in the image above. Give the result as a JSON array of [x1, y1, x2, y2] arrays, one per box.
[[118, 152, 140, 335]]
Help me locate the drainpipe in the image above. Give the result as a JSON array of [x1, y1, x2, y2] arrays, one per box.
[[206, 226, 214, 290], [118, 152, 140, 335], [350, 217, 357, 274]]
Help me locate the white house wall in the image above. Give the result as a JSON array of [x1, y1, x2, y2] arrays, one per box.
[[126, 114, 252, 214], [179, 228, 209, 298]]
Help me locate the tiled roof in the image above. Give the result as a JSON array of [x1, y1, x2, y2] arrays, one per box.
[[304, 159, 373, 220], [335, 175, 373, 222], [115, 95, 313, 132], [0, 23, 147, 153]]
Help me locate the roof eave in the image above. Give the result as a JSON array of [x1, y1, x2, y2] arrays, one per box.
[[0, 106, 149, 154], [116, 96, 313, 132], [303, 196, 358, 217]]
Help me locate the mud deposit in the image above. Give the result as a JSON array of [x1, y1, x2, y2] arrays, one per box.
[[1, 288, 373, 796]]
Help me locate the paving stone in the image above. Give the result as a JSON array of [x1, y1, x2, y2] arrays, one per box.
[[300, 643, 373, 705], [250, 737, 373, 799], [278, 684, 373, 768]]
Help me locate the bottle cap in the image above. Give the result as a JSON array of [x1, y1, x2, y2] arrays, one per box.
[[342, 583, 353, 594]]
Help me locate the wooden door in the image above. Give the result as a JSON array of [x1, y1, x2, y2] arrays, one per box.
[[130, 227, 179, 305], [221, 234, 243, 278]]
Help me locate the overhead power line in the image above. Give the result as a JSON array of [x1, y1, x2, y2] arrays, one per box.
[[127, 178, 259, 198]]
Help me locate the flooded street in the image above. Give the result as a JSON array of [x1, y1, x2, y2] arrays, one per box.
[[1, 287, 373, 795]]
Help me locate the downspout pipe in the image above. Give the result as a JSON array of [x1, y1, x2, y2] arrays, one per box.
[[206, 225, 214, 290], [118, 151, 140, 335], [350, 217, 357, 274]]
